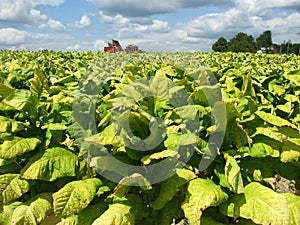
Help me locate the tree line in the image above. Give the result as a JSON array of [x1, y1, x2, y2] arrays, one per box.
[[212, 30, 300, 54]]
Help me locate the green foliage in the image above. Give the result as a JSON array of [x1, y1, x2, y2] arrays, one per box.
[[212, 37, 229, 52], [0, 50, 299, 225], [256, 30, 273, 50]]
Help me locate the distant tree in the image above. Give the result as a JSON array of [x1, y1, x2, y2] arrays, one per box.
[[212, 37, 229, 52], [273, 41, 300, 55], [228, 32, 256, 53], [256, 30, 273, 50]]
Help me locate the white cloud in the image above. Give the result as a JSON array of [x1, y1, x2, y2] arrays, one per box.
[[74, 15, 91, 28], [67, 44, 81, 51], [99, 12, 130, 27], [0, 0, 66, 26], [0, 28, 29, 45], [93, 39, 105, 51], [148, 20, 170, 33], [89, 0, 233, 17], [0, 1, 48, 25], [48, 18, 66, 31], [177, 8, 246, 39]]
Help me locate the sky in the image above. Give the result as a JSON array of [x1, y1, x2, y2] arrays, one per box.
[[0, 0, 300, 52]]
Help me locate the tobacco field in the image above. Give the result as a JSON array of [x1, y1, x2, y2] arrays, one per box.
[[0, 50, 299, 225]]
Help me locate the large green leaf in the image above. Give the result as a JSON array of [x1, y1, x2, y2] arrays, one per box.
[[0, 116, 26, 133], [113, 173, 152, 198], [1, 201, 23, 225], [85, 124, 121, 146], [181, 178, 228, 225], [282, 193, 300, 225], [224, 154, 244, 194], [250, 142, 280, 158], [91, 203, 135, 225], [150, 168, 196, 210], [56, 202, 108, 225], [21, 147, 78, 181], [0, 174, 30, 204], [280, 138, 300, 163], [0, 137, 41, 159], [255, 111, 298, 130], [141, 150, 180, 165], [30, 67, 50, 98], [223, 103, 249, 149], [220, 182, 290, 225], [10, 193, 52, 225], [53, 178, 102, 217], [0, 89, 37, 114]]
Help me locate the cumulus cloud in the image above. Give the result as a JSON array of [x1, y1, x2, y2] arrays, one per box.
[[0, 0, 66, 26], [0, 1, 47, 25], [93, 39, 105, 51], [148, 20, 170, 33], [99, 12, 130, 27], [236, 0, 300, 15], [176, 8, 247, 40], [67, 44, 81, 51], [74, 15, 91, 28], [89, 0, 233, 17], [48, 18, 65, 31], [0, 28, 29, 45]]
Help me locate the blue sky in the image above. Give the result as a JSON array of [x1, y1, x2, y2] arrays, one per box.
[[0, 0, 300, 52]]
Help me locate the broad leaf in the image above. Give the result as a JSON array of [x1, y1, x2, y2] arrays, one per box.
[[0, 137, 41, 159], [220, 182, 290, 225], [181, 178, 228, 225], [0, 174, 30, 204], [30, 67, 50, 98], [141, 150, 180, 165], [224, 154, 244, 194], [114, 173, 152, 198], [280, 138, 300, 162], [53, 178, 102, 217], [250, 142, 280, 158], [150, 168, 196, 210], [282, 193, 300, 225], [91, 203, 135, 225], [1, 201, 23, 225], [21, 147, 78, 181], [255, 111, 298, 130], [0, 116, 25, 133], [0, 89, 37, 115], [10, 193, 53, 225]]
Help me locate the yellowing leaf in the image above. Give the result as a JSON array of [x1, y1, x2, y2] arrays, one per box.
[[181, 178, 228, 225], [10, 193, 52, 225], [91, 203, 135, 225], [21, 147, 78, 182], [224, 154, 244, 194], [220, 182, 291, 225], [141, 150, 179, 165], [114, 173, 152, 198], [53, 178, 102, 217], [0, 174, 30, 204], [0, 137, 41, 159], [283, 193, 300, 225]]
